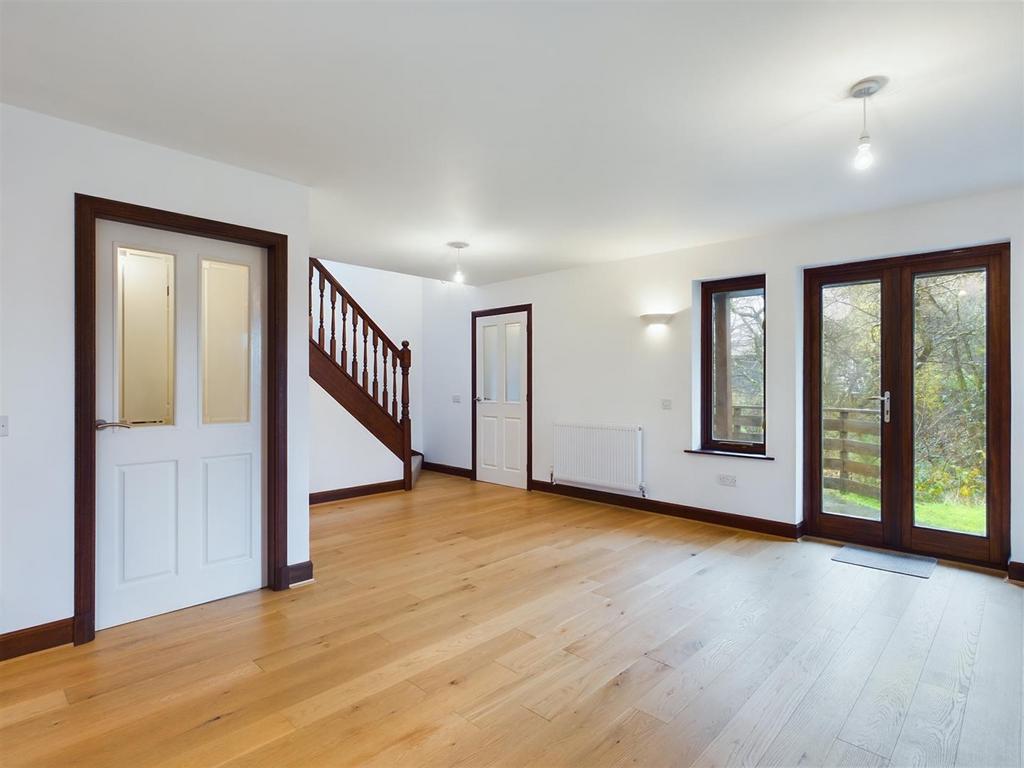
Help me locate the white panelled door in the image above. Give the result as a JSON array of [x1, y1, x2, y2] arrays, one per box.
[[95, 221, 264, 630], [474, 310, 528, 489]]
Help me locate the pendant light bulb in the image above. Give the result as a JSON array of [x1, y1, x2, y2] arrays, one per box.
[[446, 241, 469, 285], [853, 134, 874, 171], [848, 77, 885, 173]]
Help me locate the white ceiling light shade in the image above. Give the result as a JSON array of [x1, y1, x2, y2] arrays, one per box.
[[849, 77, 886, 171], [447, 241, 469, 283]]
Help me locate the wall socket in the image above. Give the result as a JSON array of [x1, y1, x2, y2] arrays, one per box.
[[717, 473, 737, 487], [661, 399, 672, 410], [452, 394, 462, 404]]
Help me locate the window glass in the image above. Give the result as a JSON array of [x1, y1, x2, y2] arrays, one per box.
[[202, 260, 251, 424], [118, 248, 175, 425], [505, 322, 522, 402], [702, 276, 765, 452], [482, 323, 499, 401]]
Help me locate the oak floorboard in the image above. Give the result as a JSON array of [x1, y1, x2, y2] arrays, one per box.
[[1, 472, 1019, 767]]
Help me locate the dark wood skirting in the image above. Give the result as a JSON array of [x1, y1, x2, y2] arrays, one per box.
[[1008, 562, 1024, 583], [422, 461, 473, 478], [287, 561, 314, 585], [529, 480, 804, 540], [309, 480, 404, 505], [0, 618, 74, 662]]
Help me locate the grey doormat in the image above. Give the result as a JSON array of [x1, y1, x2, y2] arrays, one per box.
[[831, 545, 937, 578]]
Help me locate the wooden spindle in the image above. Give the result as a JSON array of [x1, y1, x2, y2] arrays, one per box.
[[308, 261, 314, 339], [362, 322, 369, 389], [372, 332, 379, 400], [317, 272, 325, 348], [391, 353, 398, 419], [381, 346, 389, 411], [351, 309, 358, 378], [340, 294, 348, 367], [329, 285, 337, 361]]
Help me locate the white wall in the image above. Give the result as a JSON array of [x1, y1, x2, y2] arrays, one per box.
[[309, 260, 424, 492], [0, 105, 312, 633], [421, 187, 1024, 560]]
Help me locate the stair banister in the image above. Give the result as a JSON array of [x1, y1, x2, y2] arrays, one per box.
[[308, 258, 414, 488]]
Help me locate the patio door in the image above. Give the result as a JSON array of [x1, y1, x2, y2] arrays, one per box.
[[804, 244, 1009, 567]]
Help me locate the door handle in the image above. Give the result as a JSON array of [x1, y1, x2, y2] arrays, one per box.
[[867, 392, 891, 423], [95, 419, 133, 431], [474, 396, 484, 403]]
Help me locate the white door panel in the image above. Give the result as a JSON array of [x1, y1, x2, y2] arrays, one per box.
[[475, 311, 528, 489], [96, 221, 264, 631]]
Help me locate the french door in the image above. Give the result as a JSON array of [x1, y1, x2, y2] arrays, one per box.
[[804, 243, 1010, 567]]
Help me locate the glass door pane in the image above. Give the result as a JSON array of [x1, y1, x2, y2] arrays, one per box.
[[481, 323, 500, 401], [912, 269, 987, 536], [118, 247, 175, 426], [820, 281, 883, 521]]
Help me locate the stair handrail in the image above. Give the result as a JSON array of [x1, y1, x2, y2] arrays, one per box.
[[310, 258, 403, 358]]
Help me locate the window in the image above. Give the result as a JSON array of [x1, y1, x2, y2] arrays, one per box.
[[700, 275, 766, 454]]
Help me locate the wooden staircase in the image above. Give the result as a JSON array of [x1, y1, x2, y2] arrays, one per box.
[[309, 258, 415, 490]]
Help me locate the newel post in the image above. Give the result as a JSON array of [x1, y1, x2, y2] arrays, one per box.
[[400, 341, 413, 490]]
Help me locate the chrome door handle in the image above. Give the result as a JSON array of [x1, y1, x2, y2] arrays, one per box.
[[95, 419, 133, 431], [867, 392, 891, 423], [474, 396, 484, 403]]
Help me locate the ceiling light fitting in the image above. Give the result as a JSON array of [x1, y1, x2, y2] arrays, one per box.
[[447, 240, 469, 283], [849, 77, 885, 171], [640, 312, 677, 326]]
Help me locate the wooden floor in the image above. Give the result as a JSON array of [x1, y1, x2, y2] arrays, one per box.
[[2, 472, 1021, 767]]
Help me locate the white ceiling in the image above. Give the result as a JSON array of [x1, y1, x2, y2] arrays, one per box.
[[2, 2, 1021, 284]]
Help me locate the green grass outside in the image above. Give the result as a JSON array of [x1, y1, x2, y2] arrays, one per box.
[[822, 489, 986, 536]]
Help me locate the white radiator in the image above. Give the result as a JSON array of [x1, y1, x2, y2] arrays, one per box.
[[552, 423, 643, 493]]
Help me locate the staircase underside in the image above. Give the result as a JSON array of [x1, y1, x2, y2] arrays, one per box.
[[310, 341, 404, 460]]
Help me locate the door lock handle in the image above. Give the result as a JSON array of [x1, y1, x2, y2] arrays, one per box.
[[867, 392, 891, 423], [95, 419, 133, 431], [474, 396, 484, 403]]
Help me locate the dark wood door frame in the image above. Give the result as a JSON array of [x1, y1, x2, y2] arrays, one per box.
[[470, 304, 533, 484], [74, 194, 290, 646], [803, 242, 1010, 568]]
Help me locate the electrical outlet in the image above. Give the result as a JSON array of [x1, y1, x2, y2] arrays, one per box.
[[0, 415, 8, 437], [452, 394, 462, 404], [661, 399, 672, 410], [717, 473, 737, 487]]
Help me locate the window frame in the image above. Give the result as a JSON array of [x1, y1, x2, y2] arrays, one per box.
[[699, 274, 767, 455]]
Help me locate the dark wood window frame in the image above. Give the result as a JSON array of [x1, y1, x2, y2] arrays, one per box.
[[803, 242, 1010, 568], [699, 274, 767, 456], [74, 194, 290, 646], [470, 304, 533, 483]]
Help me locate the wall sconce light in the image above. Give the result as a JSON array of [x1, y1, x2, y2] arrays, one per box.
[[640, 313, 677, 327]]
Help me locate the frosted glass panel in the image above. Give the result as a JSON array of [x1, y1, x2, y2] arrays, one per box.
[[118, 248, 175, 425], [505, 322, 522, 402], [202, 260, 251, 424], [482, 324, 499, 401]]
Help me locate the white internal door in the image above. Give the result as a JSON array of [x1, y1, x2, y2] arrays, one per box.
[[95, 221, 265, 630], [474, 310, 528, 488]]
